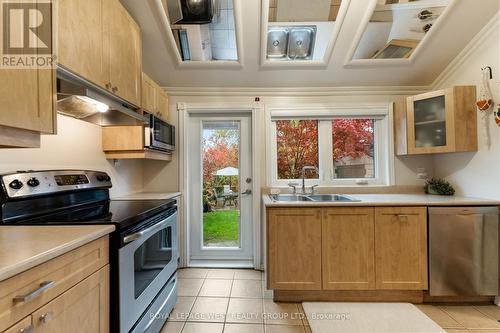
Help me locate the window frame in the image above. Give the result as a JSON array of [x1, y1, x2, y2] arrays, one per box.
[[267, 104, 394, 187]]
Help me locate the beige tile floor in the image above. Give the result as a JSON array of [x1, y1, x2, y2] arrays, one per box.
[[162, 268, 500, 333], [161, 268, 309, 333]]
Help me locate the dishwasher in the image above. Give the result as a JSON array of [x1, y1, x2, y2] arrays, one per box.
[[429, 207, 499, 296]]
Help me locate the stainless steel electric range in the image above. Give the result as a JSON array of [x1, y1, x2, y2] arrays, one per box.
[[0, 170, 178, 333]]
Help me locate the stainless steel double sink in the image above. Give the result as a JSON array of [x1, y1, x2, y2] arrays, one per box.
[[267, 26, 316, 60], [269, 194, 360, 203]]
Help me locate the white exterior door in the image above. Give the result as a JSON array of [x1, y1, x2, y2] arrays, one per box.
[[188, 114, 253, 263]]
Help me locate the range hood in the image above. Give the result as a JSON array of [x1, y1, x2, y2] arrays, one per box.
[[56, 66, 149, 126]]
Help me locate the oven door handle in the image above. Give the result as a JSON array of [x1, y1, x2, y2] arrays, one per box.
[[123, 215, 174, 244]]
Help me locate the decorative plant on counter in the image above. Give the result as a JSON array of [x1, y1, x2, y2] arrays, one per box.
[[424, 178, 456, 196]]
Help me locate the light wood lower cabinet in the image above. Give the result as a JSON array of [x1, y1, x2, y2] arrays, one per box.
[[267, 208, 322, 290], [375, 207, 428, 290], [32, 266, 109, 333], [322, 208, 375, 290], [267, 206, 428, 293], [3, 316, 32, 333], [0, 237, 109, 333]]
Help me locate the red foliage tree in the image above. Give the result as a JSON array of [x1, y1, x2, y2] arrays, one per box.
[[332, 119, 374, 161], [203, 130, 239, 191], [276, 120, 319, 179]]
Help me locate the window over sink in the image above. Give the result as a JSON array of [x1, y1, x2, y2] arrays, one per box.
[[268, 105, 392, 187]]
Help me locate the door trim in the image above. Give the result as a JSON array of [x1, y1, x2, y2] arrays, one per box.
[[178, 103, 264, 269]]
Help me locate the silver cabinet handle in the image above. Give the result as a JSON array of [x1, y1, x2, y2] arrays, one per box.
[[112, 86, 118, 93], [105, 82, 112, 89], [40, 312, 54, 324], [13, 281, 55, 303], [18, 325, 34, 333]]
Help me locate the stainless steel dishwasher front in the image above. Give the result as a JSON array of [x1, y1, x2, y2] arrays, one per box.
[[429, 207, 499, 296]]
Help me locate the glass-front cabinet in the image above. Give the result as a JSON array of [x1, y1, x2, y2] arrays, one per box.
[[395, 86, 478, 155]]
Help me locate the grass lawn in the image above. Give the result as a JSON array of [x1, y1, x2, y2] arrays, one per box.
[[203, 210, 239, 246]]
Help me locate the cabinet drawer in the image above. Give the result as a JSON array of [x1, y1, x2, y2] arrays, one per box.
[[32, 266, 109, 333], [3, 316, 32, 333], [0, 237, 109, 331]]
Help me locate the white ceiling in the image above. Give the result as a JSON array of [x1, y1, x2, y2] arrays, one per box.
[[121, 0, 499, 88]]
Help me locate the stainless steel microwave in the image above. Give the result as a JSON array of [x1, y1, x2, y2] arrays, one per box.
[[145, 114, 175, 152]]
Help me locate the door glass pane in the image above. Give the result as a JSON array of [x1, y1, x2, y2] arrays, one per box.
[[134, 226, 173, 299], [332, 119, 375, 179], [275, 120, 319, 179], [413, 95, 447, 148], [202, 121, 240, 248]]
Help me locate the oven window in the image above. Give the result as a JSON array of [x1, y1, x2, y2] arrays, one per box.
[[134, 226, 173, 299]]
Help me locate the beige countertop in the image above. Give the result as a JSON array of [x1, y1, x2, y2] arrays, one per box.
[[0, 225, 115, 282], [114, 192, 182, 201], [263, 193, 500, 207]]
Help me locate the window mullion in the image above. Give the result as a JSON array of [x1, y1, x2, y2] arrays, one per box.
[[318, 121, 333, 185]]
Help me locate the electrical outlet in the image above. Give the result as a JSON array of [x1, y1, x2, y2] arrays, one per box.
[[270, 188, 280, 195], [416, 167, 428, 179]]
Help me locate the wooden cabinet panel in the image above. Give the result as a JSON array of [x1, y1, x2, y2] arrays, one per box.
[[3, 316, 32, 333], [141, 73, 157, 114], [322, 208, 375, 290], [0, 70, 40, 132], [107, 0, 142, 107], [267, 208, 322, 290], [57, 0, 109, 88], [32, 266, 109, 333], [102, 126, 144, 151], [0, 237, 109, 331], [375, 207, 428, 290], [157, 89, 169, 121]]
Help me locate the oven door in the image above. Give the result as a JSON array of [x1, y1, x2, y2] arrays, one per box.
[[146, 116, 175, 152], [118, 210, 178, 333]]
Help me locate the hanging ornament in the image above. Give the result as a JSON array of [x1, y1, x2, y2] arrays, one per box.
[[476, 67, 494, 111], [496, 105, 500, 126]]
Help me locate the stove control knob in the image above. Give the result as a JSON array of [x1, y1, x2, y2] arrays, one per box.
[[27, 177, 40, 187], [9, 179, 23, 190]]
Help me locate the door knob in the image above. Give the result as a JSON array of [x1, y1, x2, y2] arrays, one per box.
[[241, 189, 252, 195], [40, 312, 54, 324]]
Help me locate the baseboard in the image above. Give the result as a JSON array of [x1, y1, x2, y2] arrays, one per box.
[[274, 290, 424, 303]]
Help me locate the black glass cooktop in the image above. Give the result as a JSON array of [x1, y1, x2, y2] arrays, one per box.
[[2, 199, 176, 231]]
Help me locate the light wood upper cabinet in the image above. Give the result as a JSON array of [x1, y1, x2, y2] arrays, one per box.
[[107, 0, 142, 107], [395, 86, 477, 155], [141, 73, 169, 121], [322, 208, 375, 290], [157, 89, 170, 121], [141, 73, 157, 114], [375, 207, 428, 290], [32, 266, 109, 333], [0, 3, 56, 147], [57, 0, 142, 107], [57, 0, 109, 88], [267, 208, 322, 290]]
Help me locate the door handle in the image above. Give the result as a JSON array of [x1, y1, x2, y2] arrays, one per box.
[[241, 189, 252, 195]]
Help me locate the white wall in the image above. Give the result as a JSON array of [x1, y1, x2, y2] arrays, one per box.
[[142, 93, 435, 193], [433, 16, 500, 199], [0, 115, 144, 198]]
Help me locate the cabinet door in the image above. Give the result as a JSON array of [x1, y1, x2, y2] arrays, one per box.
[[141, 73, 157, 114], [57, 0, 109, 88], [32, 266, 109, 333], [322, 208, 375, 290], [107, 0, 142, 106], [157, 89, 169, 121], [0, 70, 40, 132], [3, 316, 33, 333], [407, 89, 453, 154], [375, 207, 428, 290], [267, 208, 322, 290]]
